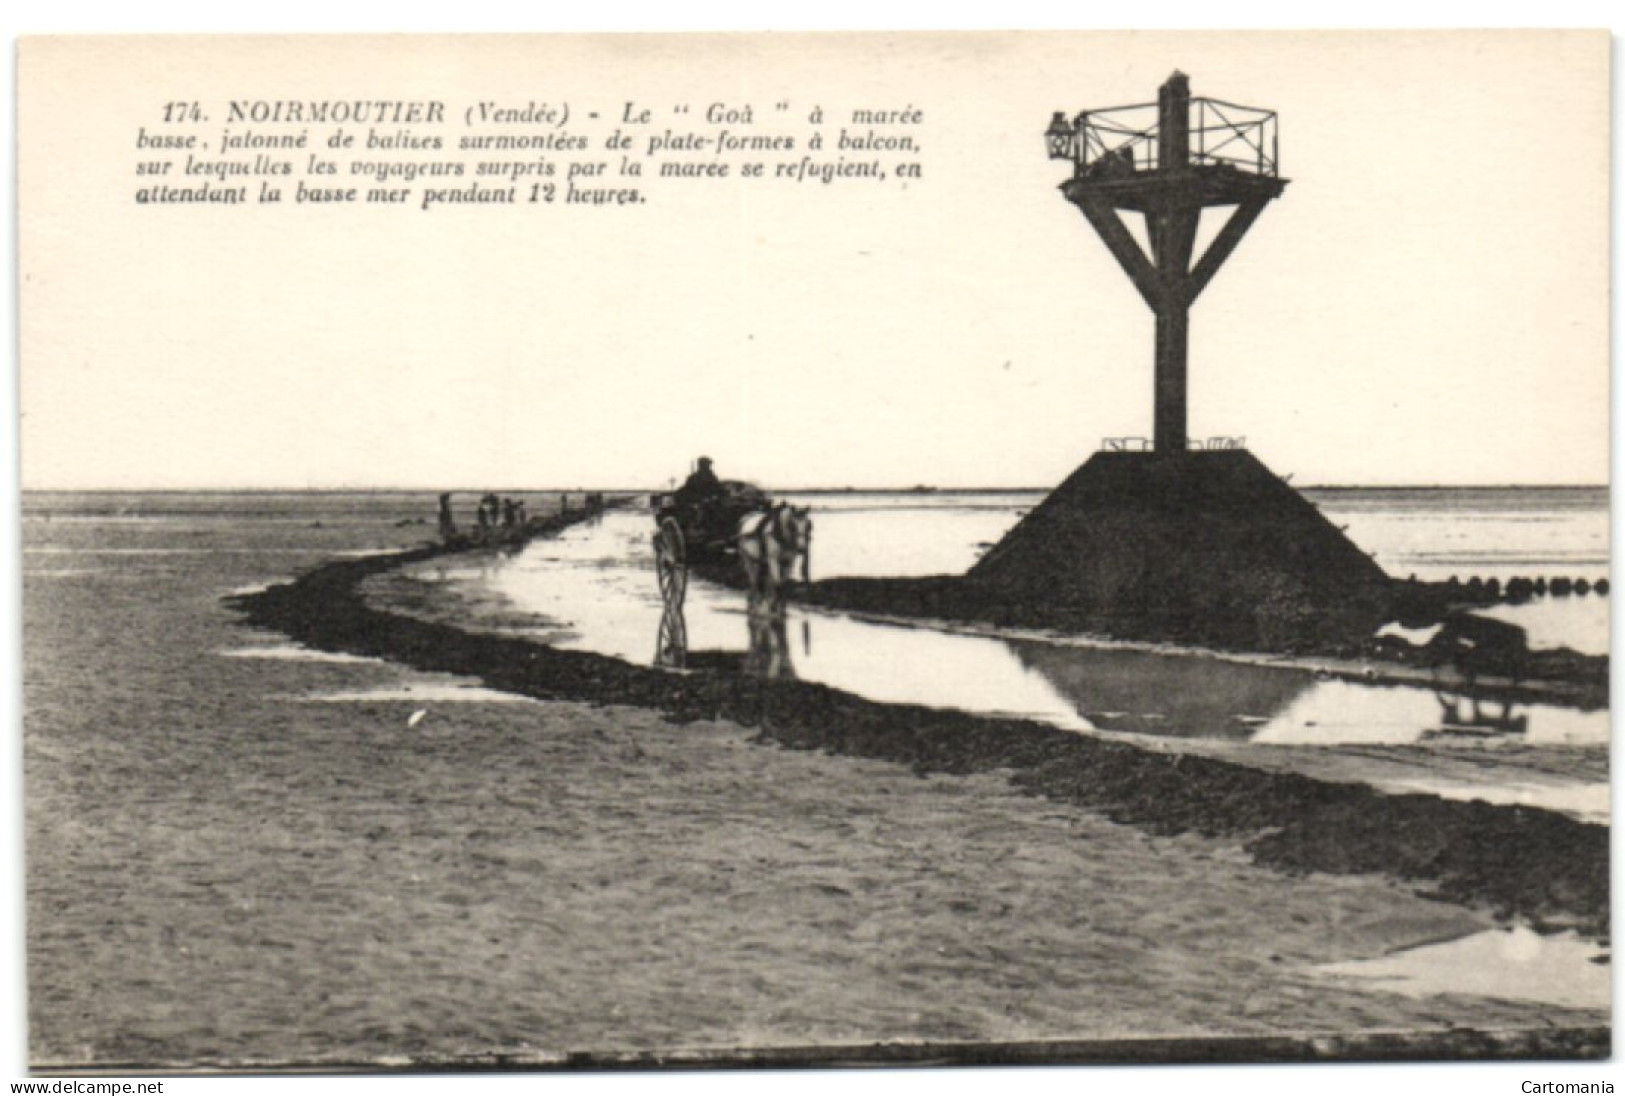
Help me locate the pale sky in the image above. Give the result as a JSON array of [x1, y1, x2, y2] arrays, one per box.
[[18, 31, 1611, 489]]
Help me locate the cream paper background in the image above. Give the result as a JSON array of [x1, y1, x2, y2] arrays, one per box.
[[18, 31, 1609, 492]]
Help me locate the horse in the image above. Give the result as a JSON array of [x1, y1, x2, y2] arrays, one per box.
[[737, 503, 812, 612], [1422, 612, 1530, 688]]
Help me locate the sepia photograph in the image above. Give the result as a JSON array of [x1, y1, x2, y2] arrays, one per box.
[[10, 26, 1615, 1083]]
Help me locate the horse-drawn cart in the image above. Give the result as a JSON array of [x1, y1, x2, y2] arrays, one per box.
[[650, 480, 771, 603]]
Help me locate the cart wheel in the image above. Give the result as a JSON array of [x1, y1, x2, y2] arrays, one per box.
[[654, 517, 688, 605], [656, 599, 688, 669]]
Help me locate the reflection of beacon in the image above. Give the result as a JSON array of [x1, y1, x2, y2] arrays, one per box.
[[1045, 72, 1286, 452]]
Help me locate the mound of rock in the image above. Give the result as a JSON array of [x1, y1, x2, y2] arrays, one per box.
[[966, 450, 1394, 650]]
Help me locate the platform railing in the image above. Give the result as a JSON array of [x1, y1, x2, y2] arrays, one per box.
[[1068, 99, 1278, 178], [1100, 436, 1247, 452], [1188, 436, 1247, 451]]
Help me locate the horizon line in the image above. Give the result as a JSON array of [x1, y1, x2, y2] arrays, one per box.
[[15, 482, 1612, 494]]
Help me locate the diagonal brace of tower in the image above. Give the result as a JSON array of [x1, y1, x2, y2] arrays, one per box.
[[1050, 72, 1287, 452]]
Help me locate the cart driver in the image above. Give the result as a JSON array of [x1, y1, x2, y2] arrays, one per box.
[[674, 457, 723, 508]]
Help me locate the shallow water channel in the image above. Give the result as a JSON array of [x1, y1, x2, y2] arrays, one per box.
[[390, 507, 1609, 823]]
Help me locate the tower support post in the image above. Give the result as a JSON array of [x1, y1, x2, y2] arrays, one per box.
[[1154, 306, 1189, 452], [1054, 71, 1285, 455]]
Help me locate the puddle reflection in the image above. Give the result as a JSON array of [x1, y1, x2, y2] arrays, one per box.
[[655, 589, 803, 681], [1247, 679, 1598, 748], [1007, 642, 1310, 740], [744, 610, 800, 681], [1315, 927, 1610, 1012], [655, 596, 688, 670], [1424, 691, 1528, 740]]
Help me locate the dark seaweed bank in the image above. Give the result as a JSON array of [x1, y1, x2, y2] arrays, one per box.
[[229, 511, 1608, 940]]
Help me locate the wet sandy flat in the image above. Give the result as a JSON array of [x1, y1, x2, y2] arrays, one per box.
[[29, 682, 1605, 1067], [1097, 731, 1610, 824]]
